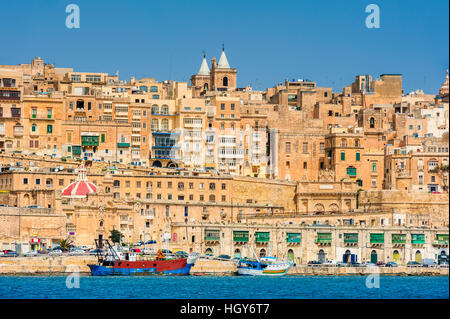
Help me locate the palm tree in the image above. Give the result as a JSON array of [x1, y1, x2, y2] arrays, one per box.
[[56, 238, 74, 252], [109, 229, 124, 244]]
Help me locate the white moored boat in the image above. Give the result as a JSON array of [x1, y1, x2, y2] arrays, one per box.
[[236, 247, 293, 276]]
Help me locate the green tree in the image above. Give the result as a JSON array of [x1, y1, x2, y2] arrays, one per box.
[[109, 229, 124, 244], [56, 237, 74, 252]]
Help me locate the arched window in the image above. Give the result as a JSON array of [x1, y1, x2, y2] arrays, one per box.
[[234, 248, 241, 259], [46, 178, 53, 186], [31, 124, 37, 132], [151, 105, 159, 114], [150, 86, 158, 93], [161, 105, 169, 115], [314, 203, 325, 213], [203, 83, 209, 91], [151, 119, 159, 132], [139, 86, 148, 92], [113, 180, 120, 187], [369, 117, 375, 128], [161, 119, 169, 132], [205, 247, 213, 255], [99, 220, 103, 227], [341, 139, 347, 147], [223, 77, 228, 87]]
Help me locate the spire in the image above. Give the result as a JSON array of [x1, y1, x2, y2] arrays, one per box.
[[217, 45, 230, 69], [197, 52, 210, 76]]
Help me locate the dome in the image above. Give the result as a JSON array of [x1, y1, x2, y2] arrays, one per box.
[[61, 164, 97, 198]]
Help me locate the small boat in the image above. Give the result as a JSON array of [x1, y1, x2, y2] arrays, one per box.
[[236, 246, 293, 276], [237, 257, 293, 276], [87, 239, 199, 276]]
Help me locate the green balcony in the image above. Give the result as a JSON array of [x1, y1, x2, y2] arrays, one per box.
[[344, 233, 358, 244], [204, 230, 220, 242], [72, 145, 81, 155], [392, 234, 406, 244], [233, 231, 249, 243], [81, 136, 99, 146], [204, 236, 220, 241], [286, 233, 301, 244], [117, 142, 130, 148], [255, 232, 270, 243], [433, 234, 449, 246], [411, 234, 425, 244], [315, 233, 332, 244], [370, 233, 384, 244]]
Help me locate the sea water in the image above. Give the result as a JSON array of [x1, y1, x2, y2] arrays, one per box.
[[0, 275, 447, 299]]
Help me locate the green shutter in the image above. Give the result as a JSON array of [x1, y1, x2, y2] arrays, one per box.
[[315, 233, 332, 243], [341, 152, 345, 161], [356, 152, 360, 161], [370, 233, 384, 243], [392, 234, 406, 244], [47, 125, 52, 134], [344, 233, 358, 243], [233, 231, 249, 242], [101, 134, 105, 143], [286, 233, 301, 243], [255, 232, 270, 242], [411, 234, 425, 244]]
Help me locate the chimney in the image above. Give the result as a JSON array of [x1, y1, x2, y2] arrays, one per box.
[[211, 57, 217, 68]]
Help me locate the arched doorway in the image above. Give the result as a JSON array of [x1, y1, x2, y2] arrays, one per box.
[[439, 249, 449, 264], [393, 250, 400, 263], [370, 250, 378, 264], [152, 160, 162, 167], [23, 194, 30, 206], [343, 249, 351, 263], [205, 247, 213, 255], [415, 250, 422, 263], [259, 249, 266, 258], [287, 249, 295, 262], [234, 248, 241, 259], [318, 249, 326, 263]]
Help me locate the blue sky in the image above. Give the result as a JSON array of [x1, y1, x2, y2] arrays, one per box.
[[1, 0, 448, 94]]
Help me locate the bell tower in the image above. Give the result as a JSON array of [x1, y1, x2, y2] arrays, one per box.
[[210, 45, 237, 92]]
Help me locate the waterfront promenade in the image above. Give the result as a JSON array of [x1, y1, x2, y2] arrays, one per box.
[[0, 256, 448, 276]]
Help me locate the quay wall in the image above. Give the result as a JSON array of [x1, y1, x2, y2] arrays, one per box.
[[0, 256, 448, 276]]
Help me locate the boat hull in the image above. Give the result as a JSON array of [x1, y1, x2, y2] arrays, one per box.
[[237, 261, 293, 276], [88, 258, 195, 276], [88, 263, 194, 276]]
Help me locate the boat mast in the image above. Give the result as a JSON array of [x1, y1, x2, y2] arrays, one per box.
[[249, 245, 260, 262]]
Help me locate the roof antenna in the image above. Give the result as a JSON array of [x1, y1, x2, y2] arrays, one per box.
[[202, 50, 206, 59], [222, 42, 225, 51]]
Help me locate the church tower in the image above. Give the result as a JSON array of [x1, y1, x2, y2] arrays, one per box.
[[210, 45, 237, 92], [190, 52, 211, 97]]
